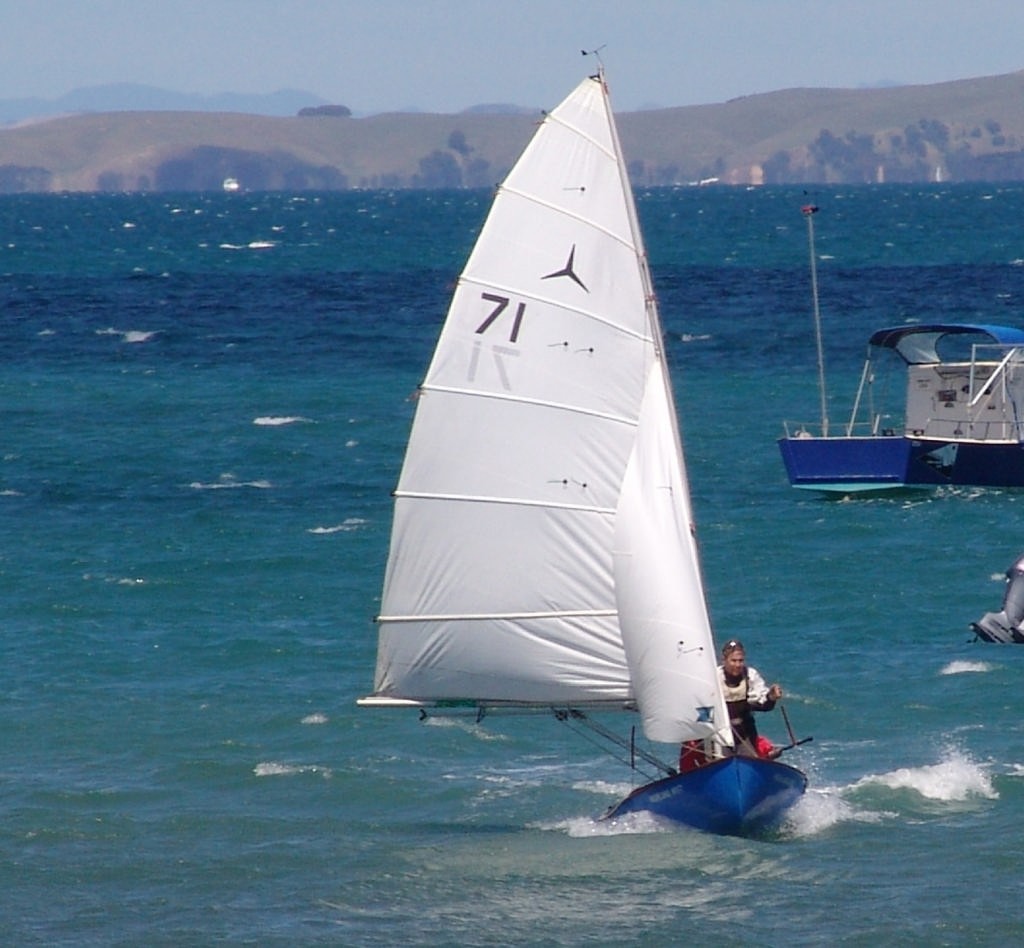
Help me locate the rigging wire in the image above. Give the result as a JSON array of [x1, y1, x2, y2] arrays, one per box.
[[553, 709, 676, 780]]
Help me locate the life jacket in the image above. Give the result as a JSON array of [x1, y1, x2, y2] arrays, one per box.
[[721, 670, 766, 755], [721, 671, 753, 730], [719, 670, 778, 759]]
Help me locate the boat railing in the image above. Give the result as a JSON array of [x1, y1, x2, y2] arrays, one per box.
[[907, 416, 1024, 442], [967, 344, 1024, 408], [782, 357, 884, 439], [780, 418, 890, 439]]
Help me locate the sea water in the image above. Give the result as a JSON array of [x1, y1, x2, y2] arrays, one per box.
[[2, 185, 1024, 945]]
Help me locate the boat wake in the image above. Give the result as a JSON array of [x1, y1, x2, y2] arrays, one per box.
[[554, 810, 671, 837], [554, 751, 1001, 839], [779, 750, 999, 836]]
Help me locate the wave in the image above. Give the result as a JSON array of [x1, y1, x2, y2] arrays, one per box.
[[96, 327, 159, 343], [308, 518, 367, 534], [253, 761, 332, 778], [551, 810, 672, 838], [939, 660, 994, 675], [850, 750, 997, 802], [189, 475, 272, 490], [219, 240, 276, 250], [253, 415, 313, 426]]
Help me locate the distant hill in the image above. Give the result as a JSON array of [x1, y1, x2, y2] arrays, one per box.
[[3, 71, 1024, 192], [0, 84, 329, 122]]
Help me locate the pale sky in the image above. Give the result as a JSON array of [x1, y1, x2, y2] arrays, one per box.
[[2, 0, 1023, 113]]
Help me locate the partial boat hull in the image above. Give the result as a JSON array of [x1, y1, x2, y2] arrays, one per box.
[[603, 756, 807, 836], [780, 323, 1024, 493], [779, 434, 1024, 492], [972, 552, 1024, 643]]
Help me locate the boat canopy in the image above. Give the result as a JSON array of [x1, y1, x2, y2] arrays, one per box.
[[867, 324, 1024, 365]]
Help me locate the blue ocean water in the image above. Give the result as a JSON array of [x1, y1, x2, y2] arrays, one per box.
[[3, 185, 1024, 945]]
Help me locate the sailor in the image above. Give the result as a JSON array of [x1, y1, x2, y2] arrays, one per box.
[[718, 639, 783, 758]]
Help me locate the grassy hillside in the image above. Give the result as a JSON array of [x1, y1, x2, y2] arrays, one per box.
[[3, 70, 1024, 192]]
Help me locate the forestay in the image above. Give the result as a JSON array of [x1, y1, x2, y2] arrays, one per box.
[[367, 71, 730, 747]]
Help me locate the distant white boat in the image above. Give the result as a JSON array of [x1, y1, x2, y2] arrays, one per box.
[[222, 177, 240, 192]]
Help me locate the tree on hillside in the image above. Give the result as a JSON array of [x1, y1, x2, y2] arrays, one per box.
[[415, 150, 462, 188]]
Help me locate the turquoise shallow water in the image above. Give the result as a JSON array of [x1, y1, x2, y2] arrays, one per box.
[[3, 185, 1024, 945]]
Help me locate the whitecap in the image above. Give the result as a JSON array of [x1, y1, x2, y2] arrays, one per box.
[[302, 713, 328, 725], [253, 761, 331, 778], [253, 415, 312, 426], [851, 750, 996, 802], [122, 330, 158, 344], [940, 660, 993, 675], [95, 327, 158, 343], [307, 518, 367, 534], [189, 476, 272, 490]]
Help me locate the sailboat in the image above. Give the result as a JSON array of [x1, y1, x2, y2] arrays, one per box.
[[359, 67, 807, 836]]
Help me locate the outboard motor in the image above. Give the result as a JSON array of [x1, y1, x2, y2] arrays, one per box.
[[972, 553, 1024, 643]]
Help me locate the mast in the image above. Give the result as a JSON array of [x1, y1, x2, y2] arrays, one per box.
[[599, 63, 732, 747], [803, 203, 829, 437]]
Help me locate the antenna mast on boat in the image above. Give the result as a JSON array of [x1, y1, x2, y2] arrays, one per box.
[[803, 203, 828, 437]]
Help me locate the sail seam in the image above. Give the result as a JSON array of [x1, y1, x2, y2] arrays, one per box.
[[393, 489, 615, 515]]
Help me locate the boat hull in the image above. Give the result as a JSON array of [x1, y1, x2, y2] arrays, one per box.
[[779, 434, 1024, 492], [602, 756, 807, 836]]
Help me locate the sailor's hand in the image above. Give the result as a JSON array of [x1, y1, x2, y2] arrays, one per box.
[[768, 684, 783, 701]]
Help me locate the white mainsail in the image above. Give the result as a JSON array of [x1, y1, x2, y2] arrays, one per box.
[[368, 70, 729, 745]]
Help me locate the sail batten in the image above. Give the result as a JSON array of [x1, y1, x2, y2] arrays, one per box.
[[420, 383, 640, 426], [498, 185, 642, 251], [393, 491, 615, 516], [455, 275, 655, 342]]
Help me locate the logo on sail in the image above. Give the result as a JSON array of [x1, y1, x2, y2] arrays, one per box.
[[542, 245, 588, 292]]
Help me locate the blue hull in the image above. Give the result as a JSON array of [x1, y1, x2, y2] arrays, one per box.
[[602, 756, 807, 836], [779, 435, 1024, 492]]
